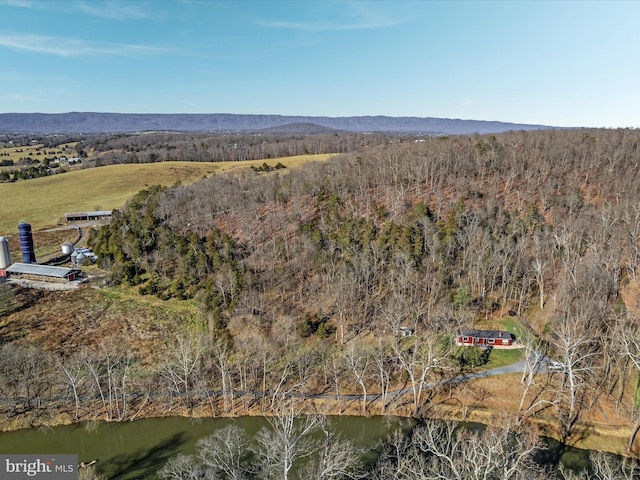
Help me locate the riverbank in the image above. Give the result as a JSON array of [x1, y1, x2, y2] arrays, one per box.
[[1, 284, 636, 457], [0, 415, 414, 480], [2, 381, 637, 460]]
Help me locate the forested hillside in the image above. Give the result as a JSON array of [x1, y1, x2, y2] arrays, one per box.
[[88, 128, 640, 450], [92, 128, 640, 327], [3, 128, 640, 462]]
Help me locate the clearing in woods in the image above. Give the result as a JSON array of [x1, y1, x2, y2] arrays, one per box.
[[0, 154, 335, 234]]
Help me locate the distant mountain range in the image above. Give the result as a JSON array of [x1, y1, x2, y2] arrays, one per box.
[[0, 112, 553, 135]]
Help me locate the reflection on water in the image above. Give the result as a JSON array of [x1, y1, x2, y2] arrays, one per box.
[[0, 416, 601, 479], [0, 416, 415, 479], [537, 436, 592, 472]]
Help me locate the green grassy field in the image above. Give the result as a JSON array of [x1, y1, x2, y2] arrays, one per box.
[[483, 348, 525, 369], [0, 154, 335, 235]]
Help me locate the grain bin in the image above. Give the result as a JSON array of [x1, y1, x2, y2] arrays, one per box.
[[0, 236, 11, 269], [61, 242, 74, 255], [73, 252, 87, 267], [18, 221, 36, 263]]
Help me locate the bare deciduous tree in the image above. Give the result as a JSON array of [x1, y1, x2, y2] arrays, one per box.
[[252, 403, 319, 480], [341, 342, 372, 412], [300, 416, 363, 480], [78, 466, 107, 480], [197, 424, 250, 480], [371, 339, 394, 413], [551, 312, 600, 442], [57, 353, 88, 421], [517, 330, 554, 424], [392, 333, 442, 415], [159, 333, 203, 410], [558, 450, 640, 480], [616, 321, 640, 453], [157, 454, 203, 480], [370, 418, 545, 480]]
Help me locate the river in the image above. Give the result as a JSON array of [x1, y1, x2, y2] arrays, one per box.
[[0, 416, 417, 479]]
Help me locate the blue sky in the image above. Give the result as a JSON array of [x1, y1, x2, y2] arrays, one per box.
[[0, 0, 638, 127]]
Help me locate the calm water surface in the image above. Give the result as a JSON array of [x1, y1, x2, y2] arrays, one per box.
[[0, 415, 416, 479]]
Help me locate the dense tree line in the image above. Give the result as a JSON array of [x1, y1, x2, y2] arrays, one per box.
[[0, 162, 66, 182], [0, 133, 81, 148], [80, 132, 394, 166]]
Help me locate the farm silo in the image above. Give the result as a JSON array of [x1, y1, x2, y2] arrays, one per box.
[[61, 242, 74, 255], [0, 236, 11, 269], [74, 252, 87, 267], [18, 222, 36, 263]]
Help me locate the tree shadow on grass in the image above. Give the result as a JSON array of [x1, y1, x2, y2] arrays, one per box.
[[107, 432, 187, 480]]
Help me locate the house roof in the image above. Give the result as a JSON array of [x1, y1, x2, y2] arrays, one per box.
[[457, 329, 515, 340], [5, 263, 80, 278]]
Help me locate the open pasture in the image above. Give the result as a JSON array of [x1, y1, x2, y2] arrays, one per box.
[[0, 143, 75, 164], [0, 154, 334, 234]]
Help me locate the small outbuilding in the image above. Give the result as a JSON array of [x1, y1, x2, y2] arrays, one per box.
[[456, 329, 516, 348], [397, 326, 415, 337]]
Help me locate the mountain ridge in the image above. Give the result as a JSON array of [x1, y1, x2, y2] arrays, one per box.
[[0, 112, 553, 135]]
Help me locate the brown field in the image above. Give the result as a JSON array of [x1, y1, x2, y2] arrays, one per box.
[[0, 154, 335, 235]]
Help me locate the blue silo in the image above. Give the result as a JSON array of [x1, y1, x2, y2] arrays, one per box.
[[18, 222, 36, 263]]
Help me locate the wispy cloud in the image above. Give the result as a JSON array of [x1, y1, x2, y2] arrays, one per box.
[[0, 33, 169, 57], [0, 70, 66, 83], [77, 0, 151, 20], [454, 98, 474, 107], [256, 3, 409, 32], [0, 0, 36, 8], [1, 0, 150, 18]]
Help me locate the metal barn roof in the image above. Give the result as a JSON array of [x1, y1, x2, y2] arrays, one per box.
[[65, 211, 112, 217], [6, 263, 80, 278]]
